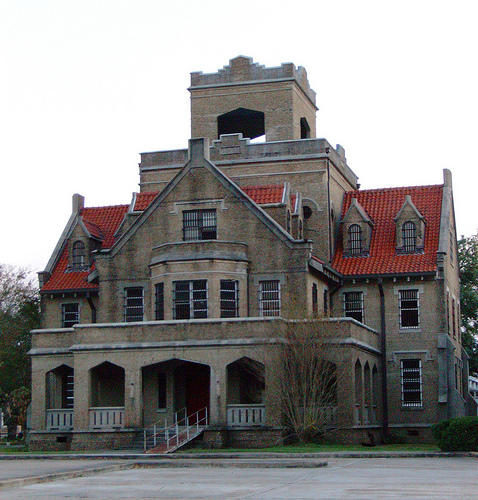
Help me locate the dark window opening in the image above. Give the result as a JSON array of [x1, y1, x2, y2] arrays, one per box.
[[62, 303, 79, 327], [124, 287, 144, 322], [303, 205, 312, 219], [402, 221, 417, 252], [217, 107, 265, 140], [173, 280, 207, 319], [158, 372, 167, 409], [300, 117, 310, 139], [312, 283, 318, 317], [220, 280, 239, 318], [155, 283, 164, 320], [323, 289, 329, 315], [401, 359, 422, 407], [72, 240, 86, 269], [344, 291, 364, 323], [348, 224, 362, 255], [286, 211, 291, 233], [399, 289, 419, 328], [183, 209, 217, 241]]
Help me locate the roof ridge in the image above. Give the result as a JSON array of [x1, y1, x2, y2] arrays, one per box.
[[81, 204, 130, 211], [346, 184, 443, 195]]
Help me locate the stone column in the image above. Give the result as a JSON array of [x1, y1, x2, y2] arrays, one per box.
[[124, 367, 142, 428], [73, 362, 90, 430], [210, 363, 227, 425], [30, 363, 47, 430]]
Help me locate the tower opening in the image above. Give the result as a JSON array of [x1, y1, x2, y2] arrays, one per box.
[[300, 117, 310, 139], [217, 108, 265, 140]]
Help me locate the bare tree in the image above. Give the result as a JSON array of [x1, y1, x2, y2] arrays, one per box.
[[279, 319, 341, 443]]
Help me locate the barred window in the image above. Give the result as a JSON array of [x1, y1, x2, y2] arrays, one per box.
[[183, 209, 217, 241], [62, 303, 79, 327], [401, 359, 422, 407], [344, 291, 364, 323], [173, 280, 207, 319], [72, 241, 86, 269], [399, 289, 419, 328], [402, 221, 417, 252], [155, 283, 164, 320], [124, 287, 144, 322], [312, 283, 318, 317], [220, 280, 239, 318], [348, 224, 362, 255], [259, 280, 280, 317]]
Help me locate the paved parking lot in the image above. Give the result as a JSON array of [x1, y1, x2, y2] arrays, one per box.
[[0, 457, 476, 499]]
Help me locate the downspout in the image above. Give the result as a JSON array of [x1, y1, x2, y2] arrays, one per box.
[[87, 295, 97, 323], [378, 279, 389, 436]]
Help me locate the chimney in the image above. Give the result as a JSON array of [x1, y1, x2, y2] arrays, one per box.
[[72, 193, 85, 213], [188, 137, 210, 165]]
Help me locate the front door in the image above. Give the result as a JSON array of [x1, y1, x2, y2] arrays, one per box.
[[185, 363, 210, 424]]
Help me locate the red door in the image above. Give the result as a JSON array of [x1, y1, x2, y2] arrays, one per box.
[[185, 364, 210, 424]]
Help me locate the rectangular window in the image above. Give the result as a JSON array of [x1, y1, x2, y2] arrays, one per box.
[[399, 289, 419, 328], [158, 372, 167, 409], [401, 359, 422, 407], [259, 280, 281, 317], [323, 288, 329, 315], [183, 209, 217, 241], [124, 287, 144, 322], [62, 303, 79, 327], [452, 298, 456, 338], [446, 292, 450, 335], [155, 283, 164, 320], [344, 291, 364, 323], [312, 283, 318, 317], [220, 280, 239, 318], [173, 280, 207, 319]]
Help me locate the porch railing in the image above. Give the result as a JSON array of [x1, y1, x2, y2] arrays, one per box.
[[89, 407, 124, 429], [46, 409, 74, 430], [227, 404, 265, 426]]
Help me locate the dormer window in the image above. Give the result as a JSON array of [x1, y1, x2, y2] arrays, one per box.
[[348, 224, 362, 255], [183, 209, 217, 241], [72, 241, 86, 269], [402, 221, 417, 253]]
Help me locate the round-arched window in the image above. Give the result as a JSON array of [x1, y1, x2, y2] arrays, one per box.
[[72, 241, 86, 269]]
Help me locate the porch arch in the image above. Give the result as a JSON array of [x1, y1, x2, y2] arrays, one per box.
[[354, 359, 363, 425]]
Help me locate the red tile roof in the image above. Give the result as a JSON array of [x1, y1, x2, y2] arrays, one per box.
[[242, 184, 285, 204], [42, 204, 129, 292], [134, 192, 158, 211], [332, 185, 443, 276], [42, 246, 98, 292]]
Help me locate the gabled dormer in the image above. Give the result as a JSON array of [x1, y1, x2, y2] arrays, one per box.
[[341, 198, 373, 257], [394, 195, 425, 254]]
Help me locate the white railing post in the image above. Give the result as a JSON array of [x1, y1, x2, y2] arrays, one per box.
[[205, 407, 208, 425], [153, 424, 156, 447]]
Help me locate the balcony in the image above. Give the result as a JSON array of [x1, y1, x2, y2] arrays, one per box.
[[227, 404, 265, 427], [88, 407, 125, 430], [46, 409, 74, 431]]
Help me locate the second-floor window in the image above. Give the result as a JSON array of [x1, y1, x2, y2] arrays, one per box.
[[399, 289, 419, 328], [124, 287, 144, 322], [155, 283, 164, 320], [183, 209, 217, 241], [344, 291, 364, 323], [220, 280, 239, 318], [348, 224, 362, 255], [312, 283, 318, 317], [173, 280, 208, 319], [62, 303, 79, 327], [400, 359, 422, 407], [72, 240, 86, 269], [402, 221, 417, 252], [259, 280, 281, 317]]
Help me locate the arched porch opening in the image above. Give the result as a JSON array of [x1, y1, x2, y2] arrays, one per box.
[[354, 360, 363, 425], [364, 362, 371, 424], [89, 361, 125, 429], [226, 357, 265, 426], [141, 359, 210, 428], [45, 364, 74, 430]]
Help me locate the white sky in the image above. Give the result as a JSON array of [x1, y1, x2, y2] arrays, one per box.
[[1, 0, 477, 275]]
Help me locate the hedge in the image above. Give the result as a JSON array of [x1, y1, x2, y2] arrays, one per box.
[[431, 416, 478, 451]]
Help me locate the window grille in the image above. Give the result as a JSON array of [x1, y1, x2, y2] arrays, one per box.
[[402, 221, 417, 252], [64, 372, 74, 409], [173, 280, 208, 319], [72, 241, 86, 269], [155, 283, 164, 320], [62, 303, 79, 327], [399, 289, 419, 328], [401, 359, 422, 407], [344, 291, 364, 323], [312, 283, 318, 317], [158, 372, 167, 409], [220, 280, 239, 318], [348, 224, 362, 255], [183, 209, 217, 241], [259, 280, 281, 317], [124, 287, 144, 322]]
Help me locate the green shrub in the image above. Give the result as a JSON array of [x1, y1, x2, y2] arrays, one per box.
[[432, 417, 478, 451]]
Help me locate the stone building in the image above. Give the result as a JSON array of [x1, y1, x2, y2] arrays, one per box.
[[29, 56, 476, 451]]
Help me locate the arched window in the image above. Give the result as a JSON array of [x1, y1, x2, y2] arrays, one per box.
[[348, 224, 362, 255], [402, 221, 416, 252], [72, 241, 86, 269], [298, 219, 303, 239], [286, 211, 291, 234]]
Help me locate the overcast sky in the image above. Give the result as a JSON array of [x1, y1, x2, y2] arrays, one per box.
[[1, 0, 477, 275]]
